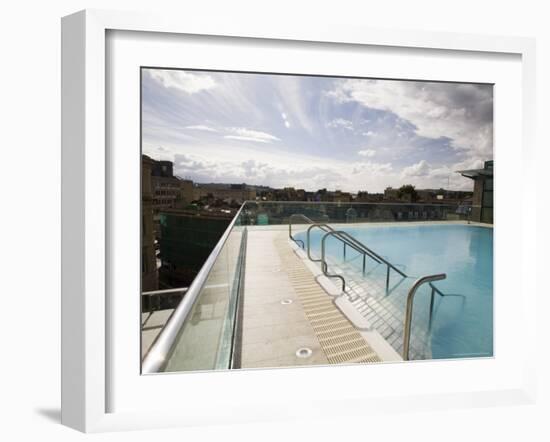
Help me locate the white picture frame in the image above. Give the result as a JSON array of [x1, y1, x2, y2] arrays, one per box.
[[61, 9, 537, 433]]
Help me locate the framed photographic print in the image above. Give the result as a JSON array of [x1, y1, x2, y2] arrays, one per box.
[[61, 9, 537, 432]]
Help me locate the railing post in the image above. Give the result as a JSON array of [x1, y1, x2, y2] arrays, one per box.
[[343, 242, 346, 260], [288, 216, 292, 240], [428, 287, 435, 331], [362, 253, 366, 274], [321, 231, 347, 292], [386, 266, 390, 290], [289, 214, 310, 250]]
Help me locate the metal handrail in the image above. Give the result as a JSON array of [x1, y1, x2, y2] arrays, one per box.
[[336, 230, 406, 278], [142, 204, 246, 374], [289, 214, 407, 290], [306, 223, 375, 264], [142, 287, 188, 296], [402, 273, 447, 360], [291, 215, 380, 276], [319, 229, 408, 292]]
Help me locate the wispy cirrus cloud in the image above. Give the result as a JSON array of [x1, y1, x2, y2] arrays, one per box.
[[185, 125, 219, 132], [224, 128, 281, 144]]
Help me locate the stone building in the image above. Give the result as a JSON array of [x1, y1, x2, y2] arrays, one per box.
[[457, 160, 493, 223]]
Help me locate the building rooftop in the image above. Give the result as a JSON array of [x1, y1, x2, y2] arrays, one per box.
[[141, 201, 488, 373]]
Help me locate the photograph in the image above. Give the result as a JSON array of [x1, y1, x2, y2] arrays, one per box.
[[140, 67, 494, 372]]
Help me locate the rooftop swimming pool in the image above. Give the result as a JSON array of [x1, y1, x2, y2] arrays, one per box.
[[296, 224, 493, 360]]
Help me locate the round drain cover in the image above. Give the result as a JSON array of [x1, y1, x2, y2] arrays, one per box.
[[296, 347, 312, 358], [281, 299, 293, 305]]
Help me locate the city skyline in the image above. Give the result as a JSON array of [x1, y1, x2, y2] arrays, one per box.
[[142, 153, 473, 197], [142, 69, 493, 193]]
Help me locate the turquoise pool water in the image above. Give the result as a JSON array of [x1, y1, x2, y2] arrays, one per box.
[[296, 224, 493, 360]]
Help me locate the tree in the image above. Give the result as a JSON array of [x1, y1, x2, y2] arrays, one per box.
[[397, 184, 418, 202]]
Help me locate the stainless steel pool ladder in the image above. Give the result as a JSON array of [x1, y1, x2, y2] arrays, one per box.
[[289, 213, 452, 361], [318, 228, 407, 292], [289, 214, 383, 264], [402, 274, 447, 360], [288, 213, 314, 249], [289, 214, 407, 291]]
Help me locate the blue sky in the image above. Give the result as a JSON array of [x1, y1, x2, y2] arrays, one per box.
[[142, 68, 493, 192]]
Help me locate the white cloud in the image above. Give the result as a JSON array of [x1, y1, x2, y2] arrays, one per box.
[[224, 128, 280, 144], [146, 139, 400, 192], [173, 153, 343, 190], [453, 157, 485, 171], [328, 79, 493, 157], [397, 158, 484, 190], [185, 125, 219, 132], [401, 160, 431, 178], [148, 70, 217, 94], [148, 139, 480, 192], [357, 149, 376, 158], [352, 161, 393, 175], [327, 118, 354, 131]]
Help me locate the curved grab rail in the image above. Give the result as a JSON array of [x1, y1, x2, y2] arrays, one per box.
[[402, 273, 447, 360], [320, 230, 348, 292], [311, 224, 406, 290], [288, 213, 316, 249], [142, 205, 246, 374], [290, 215, 379, 265], [290, 213, 407, 290]]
